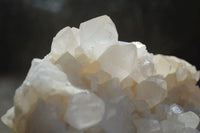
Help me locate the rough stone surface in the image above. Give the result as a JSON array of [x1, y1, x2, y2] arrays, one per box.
[[2, 15, 200, 133]]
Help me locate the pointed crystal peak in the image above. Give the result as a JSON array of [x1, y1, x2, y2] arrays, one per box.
[[50, 26, 80, 61], [80, 15, 118, 60]]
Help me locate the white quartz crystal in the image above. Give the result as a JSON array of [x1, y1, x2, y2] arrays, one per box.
[[80, 15, 118, 60], [132, 41, 148, 58], [50, 27, 80, 61], [64, 92, 105, 130], [177, 111, 200, 129], [2, 15, 200, 133], [135, 76, 167, 108], [99, 44, 137, 81], [134, 118, 161, 133]]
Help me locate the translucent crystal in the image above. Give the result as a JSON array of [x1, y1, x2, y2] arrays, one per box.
[[80, 15, 118, 60], [135, 76, 167, 108], [64, 92, 105, 130], [99, 44, 137, 81], [131, 56, 155, 83], [177, 111, 200, 129], [134, 119, 161, 133], [176, 66, 188, 82], [100, 97, 135, 133], [25, 100, 68, 133], [132, 41, 148, 58], [50, 27, 80, 61], [153, 55, 177, 77], [160, 119, 185, 133], [2, 15, 200, 133], [154, 104, 169, 121]]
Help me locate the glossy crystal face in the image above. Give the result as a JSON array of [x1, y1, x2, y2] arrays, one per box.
[[2, 15, 200, 133]]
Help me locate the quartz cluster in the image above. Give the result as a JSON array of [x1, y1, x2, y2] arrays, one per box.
[[2, 15, 200, 133]]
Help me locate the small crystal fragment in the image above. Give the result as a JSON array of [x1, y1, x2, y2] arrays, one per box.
[[168, 104, 184, 116]]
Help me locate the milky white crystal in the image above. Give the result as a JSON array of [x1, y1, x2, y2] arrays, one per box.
[[134, 118, 161, 133], [135, 76, 167, 108], [2, 15, 200, 133], [177, 111, 200, 129], [64, 92, 105, 130], [99, 44, 137, 81], [80, 15, 118, 60], [50, 27, 80, 61]]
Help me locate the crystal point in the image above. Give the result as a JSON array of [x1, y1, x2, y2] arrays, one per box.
[[80, 15, 118, 60]]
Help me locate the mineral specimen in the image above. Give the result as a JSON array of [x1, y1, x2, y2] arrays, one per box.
[[2, 15, 200, 133]]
